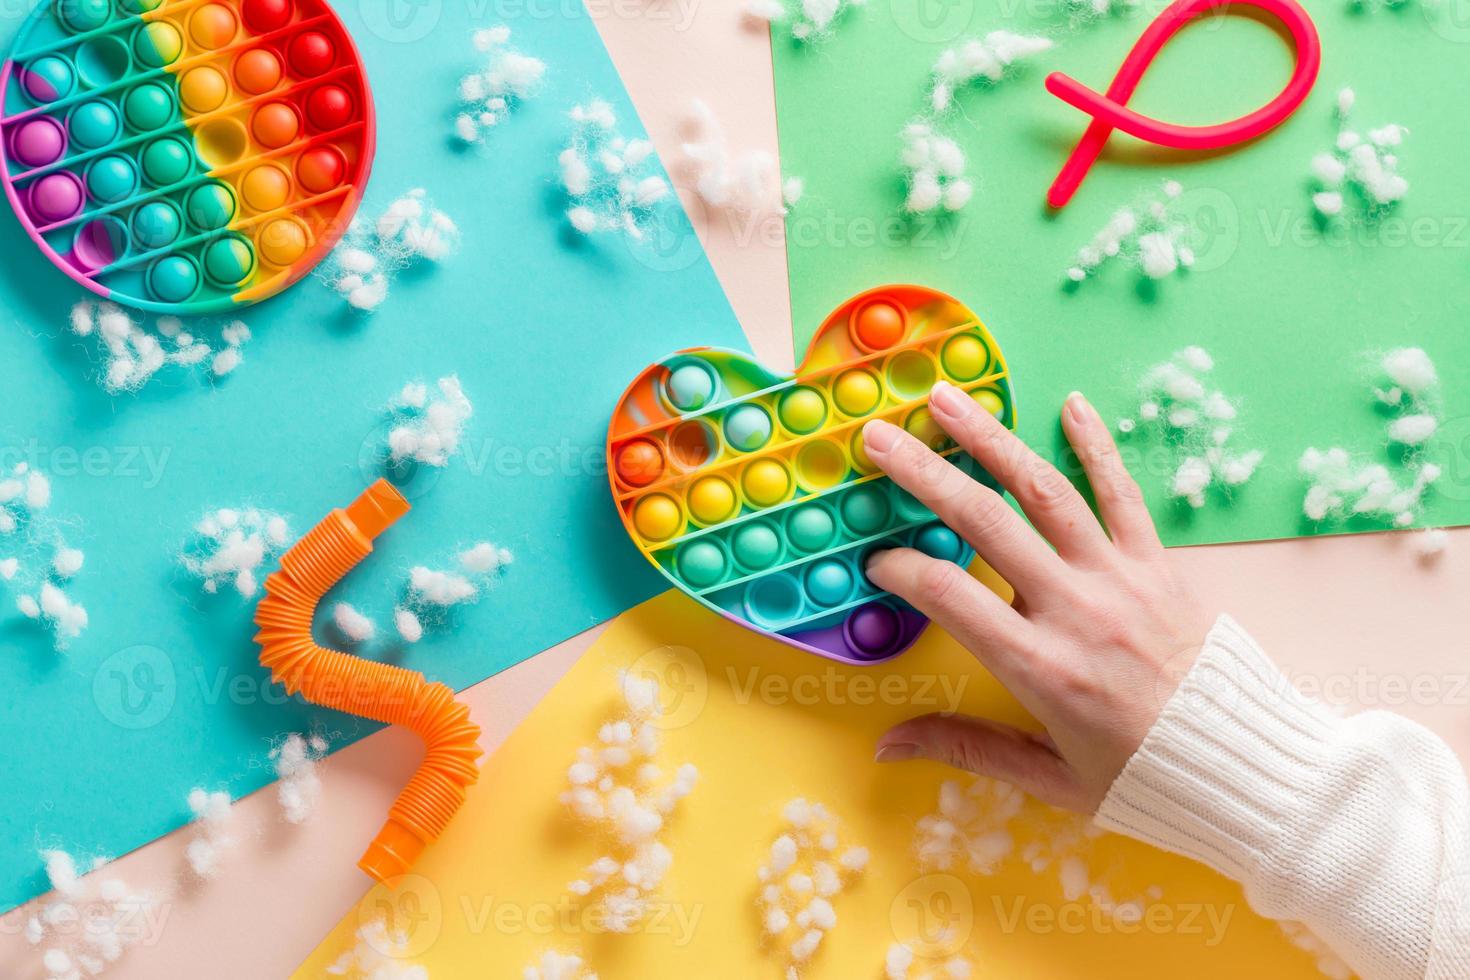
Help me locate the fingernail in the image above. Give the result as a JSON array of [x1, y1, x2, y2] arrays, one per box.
[[1065, 390, 1094, 426], [862, 418, 898, 455], [874, 743, 920, 764], [929, 380, 971, 420]]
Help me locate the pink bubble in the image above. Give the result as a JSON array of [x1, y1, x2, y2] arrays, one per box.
[[28, 171, 83, 223], [11, 117, 66, 168]]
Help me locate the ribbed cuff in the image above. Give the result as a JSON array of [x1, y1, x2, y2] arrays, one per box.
[[1095, 614, 1341, 886]]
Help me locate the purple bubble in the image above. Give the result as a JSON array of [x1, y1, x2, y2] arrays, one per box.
[[28, 171, 83, 223], [72, 217, 126, 270], [845, 603, 902, 658], [11, 117, 66, 167]]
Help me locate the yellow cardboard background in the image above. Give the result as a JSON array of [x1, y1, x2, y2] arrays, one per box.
[[296, 580, 1331, 978]]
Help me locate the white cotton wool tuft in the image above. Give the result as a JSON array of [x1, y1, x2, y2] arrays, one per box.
[[394, 606, 424, 644], [385, 375, 473, 468], [558, 671, 697, 933], [321, 190, 459, 312], [454, 26, 545, 144], [680, 99, 791, 215], [332, 602, 376, 643], [326, 920, 429, 980], [1065, 180, 1195, 285], [1118, 348, 1263, 508], [930, 32, 1053, 112], [1308, 87, 1408, 218], [184, 788, 235, 879], [560, 100, 669, 240], [523, 950, 597, 980], [745, 0, 867, 40], [66, 301, 251, 392], [27, 848, 158, 977], [395, 539, 513, 641], [181, 507, 290, 598], [899, 120, 971, 214], [758, 798, 867, 972], [272, 733, 328, 825]]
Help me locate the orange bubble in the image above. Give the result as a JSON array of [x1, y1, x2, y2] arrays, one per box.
[[234, 48, 282, 95], [240, 164, 290, 211], [295, 145, 345, 193], [189, 3, 238, 48], [258, 217, 308, 265], [853, 300, 905, 350], [179, 65, 227, 112], [252, 102, 299, 148], [616, 439, 663, 487]]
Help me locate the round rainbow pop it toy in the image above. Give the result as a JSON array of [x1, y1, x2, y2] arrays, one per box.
[[1, 0, 374, 313], [606, 285, 1016, 666]]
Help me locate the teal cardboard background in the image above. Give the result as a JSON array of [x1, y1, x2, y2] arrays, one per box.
[[0, 0, 743, 911]]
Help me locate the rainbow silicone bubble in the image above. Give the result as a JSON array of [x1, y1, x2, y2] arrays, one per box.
[[1, 0, 374, 313], [607, 285, 1017, 666]]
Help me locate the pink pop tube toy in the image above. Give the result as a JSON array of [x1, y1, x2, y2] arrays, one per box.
[[1045, 0, 1321, 208]]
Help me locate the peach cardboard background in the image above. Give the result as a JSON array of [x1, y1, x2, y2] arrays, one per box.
[[1, 5, 1466, 977]]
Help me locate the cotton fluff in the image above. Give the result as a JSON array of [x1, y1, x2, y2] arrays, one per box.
[[0, 468, 90, 648], [757, 798, 868, 973], [1413, 527, 1448, 561], [23, 849, 159, 978], [744, 0, 867, 40], [560, 670, 697, 933], [885, 944, 975, 980], [1278, 921, 1353, 980], [899, 120, 971, 214], [181, 507, 290, 598], [326, 919, 429, 980], [930, 32, 1054, 112], [1116, 347, 1263, 508], [560, 100, 669, 240], [332, 603, 376, 643], [321, 189, 459, 311], [396, 539, 514, 642], [1300, 348, 1443, 527], [914, 777, 1160, 924], [67, 301, 250, 392], [454, 26, 545, 143], [386, 375, 473, 467], [184, 788, 235, 879], [1065, 180, 1196, 283], [680, 99, 791, 215], [1309, 87, 1408, 219], [272, 732, 329, 824], [523, 950, 598, 980]]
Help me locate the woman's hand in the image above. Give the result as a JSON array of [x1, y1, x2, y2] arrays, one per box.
[[862, 382, 1215, 813]]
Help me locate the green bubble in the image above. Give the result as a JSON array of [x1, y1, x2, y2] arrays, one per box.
[[203, 235, 255, 286], [840, 485, 890, 536], [676, 540, 727, 589], [731, 522, 781, 571], [124, 82, 175, 131], [140, 138, 193, 187], [787, 505, 836, 553], [186, 181, 235, 230]]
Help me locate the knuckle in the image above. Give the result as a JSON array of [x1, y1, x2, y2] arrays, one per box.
[[1025, 462, 1074, 510], [955, 488, 1011, 542], [916, 559, 966, 607]]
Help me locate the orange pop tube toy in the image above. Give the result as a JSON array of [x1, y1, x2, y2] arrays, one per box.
[[253, 480, 482, 882]]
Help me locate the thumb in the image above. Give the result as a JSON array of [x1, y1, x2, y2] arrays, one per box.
[[875, 713, 1083, 811]]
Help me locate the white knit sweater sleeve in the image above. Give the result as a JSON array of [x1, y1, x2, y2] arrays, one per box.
[[1096, 614, 1470, 980]]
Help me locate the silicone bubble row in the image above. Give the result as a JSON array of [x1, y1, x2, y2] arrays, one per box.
[[655, 477, 955, 594], [695, 518, 969, 634], [612, 334, 1007, 498]]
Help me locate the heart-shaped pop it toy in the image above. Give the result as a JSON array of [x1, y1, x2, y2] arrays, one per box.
[[607, 285, 1017, 665], [1, 0, 373, 313]]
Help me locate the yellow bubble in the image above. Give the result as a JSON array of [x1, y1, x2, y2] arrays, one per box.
[[687, 476, 737, 525], [971, 388, 1005, 419], [905, 407, 949, 450], [849, 431, 876, 473], [941, 334, 988, 382], [241, 164, 290, 211], [742, 459, 792, 508], [795, 440, 848, 491], [833, 370, 881, 417], [778, 386, 826, 434], [633, 494, 682, 542], [179, 65, 227, 113], [258, 218, 308, 266]]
